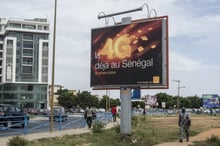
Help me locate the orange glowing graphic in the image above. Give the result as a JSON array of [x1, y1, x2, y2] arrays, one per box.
[[94, 19, 162, 62], [137, 46, 144, 52], [98, 34, 132, 59]]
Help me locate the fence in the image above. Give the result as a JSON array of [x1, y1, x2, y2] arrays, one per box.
[[0, 112, 113, 137]]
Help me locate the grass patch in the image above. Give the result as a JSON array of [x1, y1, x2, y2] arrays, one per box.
[[12, 114, 220, 146], [191, 135, 220, 146]]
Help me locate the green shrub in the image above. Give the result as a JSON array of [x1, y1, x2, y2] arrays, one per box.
[[207, 135, 220, 143], [114, 125, 120, 134], [7, 136, 29, 146], [191, 135, 220, 146], [92, 121, 105, 133], [131, 116, 138, 127]]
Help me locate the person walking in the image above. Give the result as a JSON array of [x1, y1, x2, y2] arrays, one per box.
[[178, 107, 191, 142], [84, 106, 93, 128], [111, 106, 117, 122]]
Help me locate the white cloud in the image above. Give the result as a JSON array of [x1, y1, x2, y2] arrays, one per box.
[[170, 52, 202, 72]]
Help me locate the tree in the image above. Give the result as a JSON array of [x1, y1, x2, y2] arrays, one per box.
[[76, 91, 99, 109], [99, 95, 120, 111], [57, 92, 77, 109], [99, 95, 109, 110], [110, 98, 120, 107], [132, 101, 145, 108], [156, 93, 174, 108], [185, 96, 202, 108]]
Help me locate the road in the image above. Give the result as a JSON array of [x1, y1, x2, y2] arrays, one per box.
[[0, 113, 86, 137]]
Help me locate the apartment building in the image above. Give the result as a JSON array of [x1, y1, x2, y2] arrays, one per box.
[[0, 17, 50, 109]]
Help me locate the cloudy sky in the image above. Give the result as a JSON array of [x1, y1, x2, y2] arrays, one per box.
[[1, 0, 220, 98]]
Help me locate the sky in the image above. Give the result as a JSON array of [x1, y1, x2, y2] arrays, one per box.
[[1, 0, 220, 98]]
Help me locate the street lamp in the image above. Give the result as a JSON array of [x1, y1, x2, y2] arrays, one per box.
[[172, 79, 185, 109]]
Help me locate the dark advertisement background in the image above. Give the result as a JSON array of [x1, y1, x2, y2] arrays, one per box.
[[91, 18, 166, 88]]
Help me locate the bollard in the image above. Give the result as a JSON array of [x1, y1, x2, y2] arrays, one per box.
[[59, 114, 62, 131], [24, 114, 28, 135]]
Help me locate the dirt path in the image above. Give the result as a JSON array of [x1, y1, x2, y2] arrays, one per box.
[[154, 128, 220, 146]]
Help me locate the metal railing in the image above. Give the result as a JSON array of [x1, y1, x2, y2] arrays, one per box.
[[0, 112, 113, 137]]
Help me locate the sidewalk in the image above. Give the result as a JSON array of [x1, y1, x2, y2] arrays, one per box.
[[0, 122, 118, 146]]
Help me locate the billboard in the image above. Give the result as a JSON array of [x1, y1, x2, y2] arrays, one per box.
[[144, 95, 157, 106], [202, 94, 219, 108], [91, 16, 168, 89]]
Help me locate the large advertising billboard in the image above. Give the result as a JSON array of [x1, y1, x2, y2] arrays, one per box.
[[91, 16, 168, 89], [202, 94, 219, 108]]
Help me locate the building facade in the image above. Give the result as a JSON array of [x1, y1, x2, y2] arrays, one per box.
[[0, 17, 50, 109], [48, 85, 63, 107]]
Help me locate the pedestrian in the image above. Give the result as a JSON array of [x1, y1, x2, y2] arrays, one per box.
[[111, 106, 117, 122], [178, 107, 191, 142], [84, 106, 93, 128]]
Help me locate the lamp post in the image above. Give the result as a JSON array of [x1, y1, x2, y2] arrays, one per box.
[[173, 79, 185, 109]]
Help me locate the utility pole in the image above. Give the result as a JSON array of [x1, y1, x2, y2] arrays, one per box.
[[50, 0, 57, 133], [173, 79, 185, 109]]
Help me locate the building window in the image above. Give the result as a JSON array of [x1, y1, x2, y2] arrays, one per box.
[[23, 49, 33, 56], [42, 58, 48, 65], [23, 34, 33, 40], [22, 58, 33, 65], [21, 85, 33, 91], [38, 25, 43, 30], [42, 76, 48, 82], [41, 86, 47, 92], [43, 42, 48, 48], [44, 26, 49, 30], [42, 50, 48, 57], [0, 44, 3, 50], [42, 67, 48, 74], [40, 95, 47, 100], [28, 85, 33, 91], [9, 23, 21, 28], [22, 24, 36, 29], [7, 40, 13, 45], [22, 66, 32, 74], [23, 41, 33, 48], [20, 94, 33, 100]]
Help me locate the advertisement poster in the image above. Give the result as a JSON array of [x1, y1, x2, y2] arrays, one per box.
[[202, 94, 219, 108], [91, 17, 168, 89], [144, 95, 157, 106], [131, 88, 141, 101]]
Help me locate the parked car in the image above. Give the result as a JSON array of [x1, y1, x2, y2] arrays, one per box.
[[0, 104, 29, 127], [48, 106, 68, 122], [23, 108, 38, 115]]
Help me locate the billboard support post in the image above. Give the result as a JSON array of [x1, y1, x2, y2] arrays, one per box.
[[120, 87, 132, 135], [120, 17, 132, 135]]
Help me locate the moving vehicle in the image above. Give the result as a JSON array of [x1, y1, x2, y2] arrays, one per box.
[[0, 104, 29, 127]]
